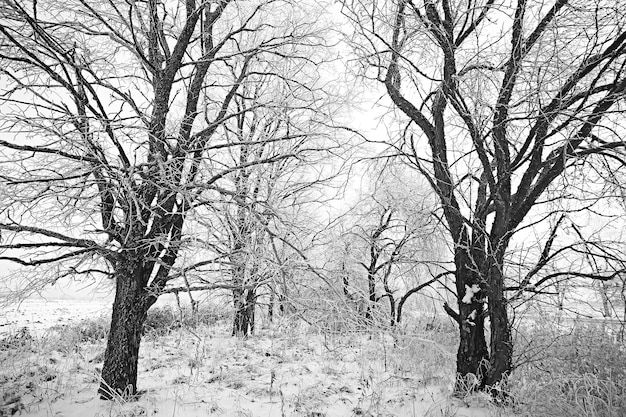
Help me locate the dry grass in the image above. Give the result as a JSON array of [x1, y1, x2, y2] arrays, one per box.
[[2, 303, 624, 417], [0, 325, 100, 416], [510, 318, 626, 417], [0, 303, 225, 416]]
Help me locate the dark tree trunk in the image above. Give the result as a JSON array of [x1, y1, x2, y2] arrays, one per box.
[[484, 265, 513, 390], [98, 269, 151, 399], [451, 241, 489, 393], [268, 285, 275, 322], [455, 300, 489, 392], [381, 264, 396, 327], [364, 210, 391, 325], [365, 274, 376, 323], [396, 301, 405, 325], [232, 287, 255, 336]]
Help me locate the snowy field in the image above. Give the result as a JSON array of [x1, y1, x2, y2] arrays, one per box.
[[1, 298, 624, 417], [0, 298, 504, 417], [0, 299, 112, 337]]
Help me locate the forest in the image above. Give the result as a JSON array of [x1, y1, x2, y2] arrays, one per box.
[[0, 0, 625, 416]]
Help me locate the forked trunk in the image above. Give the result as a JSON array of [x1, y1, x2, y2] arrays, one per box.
[[98, 271, 150, 399]]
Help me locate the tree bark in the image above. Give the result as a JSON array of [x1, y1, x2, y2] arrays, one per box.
[[452, 242, 489, 393], [365, 275, 376, 323], [455, 300, 489, 392], [246, 288, 255, 333], [232, 287, 256, 336], [98, 264, 151, 399], [484, 265, 512, 390], [268, 284, 275, 322]]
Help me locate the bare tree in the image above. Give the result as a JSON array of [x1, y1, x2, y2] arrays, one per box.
[[177, 63, 344, 336], [341, 0, 626, 392], [343, 188, 447, 327], [222, 105, 332, 336], [0, 0, 334, 398]]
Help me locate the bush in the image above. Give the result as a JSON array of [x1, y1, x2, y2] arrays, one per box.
[[143, 303, 224, 336], [516, 374, 626, 417], [552, 324, 626, 381], [46, 316, 110, 352], [143, 306, 180, 336], [186, 304, 223, 327], [73, 317, 110, 342], [511, 319, 626, 417]]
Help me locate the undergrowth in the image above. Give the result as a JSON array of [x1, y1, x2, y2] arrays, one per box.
[[0, 303, 224, 416], [511, 319, 626, 417], [1, 304, 624, 417]]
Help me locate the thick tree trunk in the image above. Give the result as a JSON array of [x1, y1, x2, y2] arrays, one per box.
[[484, 266, 512, 390], [451, 243, 489, 393], [98, 270, 150, 399], [232, 287, 255, 336], [455, 301, 489, 392]]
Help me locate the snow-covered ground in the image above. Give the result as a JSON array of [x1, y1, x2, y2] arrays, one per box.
[[0, 299, 501, 417], [0, 299, 111, 337]]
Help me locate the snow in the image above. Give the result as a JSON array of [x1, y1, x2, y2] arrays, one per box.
[[461, 285, 481, 304], [0, 299, 111, 337], [0, 300, 499, 417]]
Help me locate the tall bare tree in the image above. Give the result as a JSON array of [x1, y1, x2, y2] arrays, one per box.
[[175, 62, 344, 336], [223, 98, 334, 336], [341, 0, 626, 391], [0, 0, 334, 398]]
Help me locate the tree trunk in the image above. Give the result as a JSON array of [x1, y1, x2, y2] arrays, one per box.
[[269, 285, 275, 322], [98, 270, 151, 399], [246, 288, 255, 333], [455, 300, 489, 392], [232, 287, 256, 336], [484, 265, 512, 391], [599, 281, 612, 318], [384, 294, 396, 327], [451, 244, 489, 393], [365, 274, 376, 323]]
